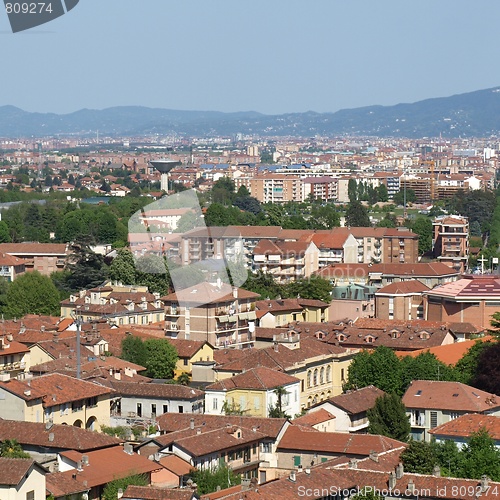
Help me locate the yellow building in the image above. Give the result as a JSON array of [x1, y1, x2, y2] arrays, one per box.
[[205, 367, 301, 418], [166, 339, 214, 377], [0, 373, 112, 431], [256, 298, 329, 328], [214, 334, 357, 410]]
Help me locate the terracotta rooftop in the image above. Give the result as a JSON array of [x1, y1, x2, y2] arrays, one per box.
[[156, 413, 287, 440], [376, 279, 430, 295], [429, 413, 500, 440], [0, 243, 68, 255], [158, 454, 194, 477], [0, 373, 112, 408], [292, 408, 335, 427], [54, 445, 160, 489], [166, 338, 212, 358], [0, 458, 36, 485], [206, 367, 299, 391], [0, 419, 122, 451], [161, 282, 258, 305], [321, 385, 386, 414], [277, 425, 406, 456], [104, 380, 204, 400], [402, 380, 500, 412], [124, 486, 197, 500], [399, 336, 493, 365], [425, 274, 500, 299]]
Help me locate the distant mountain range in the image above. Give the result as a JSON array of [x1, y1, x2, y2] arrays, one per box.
[[3, 86, 500, 138]]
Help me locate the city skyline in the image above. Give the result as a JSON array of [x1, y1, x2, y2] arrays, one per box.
[[1, 0, 500, 116]]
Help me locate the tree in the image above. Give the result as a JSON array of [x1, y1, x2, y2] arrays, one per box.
[[411, 217, 433, 255], [453, 339, 492, 385], [0, 221, 11, 243], [268, 386, 290, 418], [4, 271, 60, 318], [222, 400, 246, 415], [393, 188, 416, 206], [401, 439, 439, 474], [367, 393, 410, 442], [283, 276, 332, 303], [143, 339, 178, 379], [109, 249, 136, 285], [470, 220, 482, 237], [377, 184, 389, 203], [345, 346, 403, 395], [471, 341, 500, 395], [309, 204, 340, 229], [102, 474, 148, 500], [64, 240, 108, 292], [234, 195, 262, 215], [189, 465, 241, 495], [345, 201, 371, 227], [0, 439, 30, 458], [176, 372, 191, 386], [211, 177, 235, 205], [241, 271, 283, 300], [459, 428, 500, 481], [121, 335, 148, 368], [348, 179, 358, 202], [399, 351, 456, 391]]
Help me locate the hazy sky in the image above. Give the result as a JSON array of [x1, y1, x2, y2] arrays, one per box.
[[2, 0, 500, 115]]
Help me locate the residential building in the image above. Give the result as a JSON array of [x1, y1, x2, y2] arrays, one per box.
[[214, 334, 357, 410], [0, 458, 47, 500], [302, 176, 338, 202], [166, 339, 214, 377], [162, 282, 259, 348], [123, 485, 199, 500], [252, 240, 319, 283], [149, 455, 194, 489], [402, 380, 500, 442], [292, 408, 336, 432], [429, 413, 500, 449], [432, 215, 469, 272], [307, 385, 386, 433], [0, 252, 25, 281], [255, 298, 329, 328], [106, 381, 204, 423], [424, 274, 500, 329], [375, 280, 429, 321], [0, 373, 113, 430], [0, 335, 30, 378], [0, 419, 122, 472], [47, 445, 160, 500], [60, 283, 164, 326], [234, 174, 304, 204], [276, 425, 405, 469], [0, 243, 68, 276], [205, 367, 301, 418]]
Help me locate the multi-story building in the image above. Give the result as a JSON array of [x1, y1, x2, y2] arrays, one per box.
[[162, 282, 259, 348], [302, 176, 338, 201], [432, 215, 469, 273], [375, 280, 429, 321], [0, 243, 68, 276], [60, 283, 164, 327], [234, 174, 304, 203], [424, 274, 500, 329], [252, 240, 319, 283]]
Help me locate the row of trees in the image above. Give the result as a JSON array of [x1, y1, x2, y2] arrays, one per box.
[[345, 341, 494, 397]]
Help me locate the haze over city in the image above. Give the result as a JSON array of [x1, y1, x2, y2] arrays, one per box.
[[2, 0, 500, 115]]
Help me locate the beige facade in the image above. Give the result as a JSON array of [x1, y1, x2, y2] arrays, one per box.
[[0, 461, 46, 500], [235, 174, 304, 203], [163, 282, 259, 348], [432, 215, 469, 273]]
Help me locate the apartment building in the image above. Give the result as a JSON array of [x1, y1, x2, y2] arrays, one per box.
[[432, 215, 469, 273], [375, 280, 429, 321], [0, 243, 68, 276], [234, 174, 303, 203], [302, 176, 338, 201], [162, 282, 259, 348]]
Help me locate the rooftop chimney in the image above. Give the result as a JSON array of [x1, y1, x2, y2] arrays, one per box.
[[48, 433, 54, 442], [395, 462, 404, 479], [190, 418, 195, 430], [433, 465, 441, 477], [407, 479, 415, 494], [124, 443, 134, 455], [82, 455, 89, 466], [289, 470, 296, 482], [388, 471, 397, 490], [369, 450, 379, 463], [349, 458, 358, 469], [481, 476, 490, 492]]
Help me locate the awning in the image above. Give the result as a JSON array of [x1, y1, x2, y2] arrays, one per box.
[[248, 311, 257, 320], [218, 315, 229, 323], [239, 312, 248, 320], [228, 315, 238, 322]]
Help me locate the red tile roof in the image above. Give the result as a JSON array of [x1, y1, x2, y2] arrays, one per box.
[[376, 279, 430, 295], [0, 419, 122, 451], [277, 425, 406, 456], [158, 455, 194, 476], [322, 386, 386, 414], [161, 282, 258, 305], [0, 458, 36, 485], [429, 413, 500, 440], [206, 367, 299, 391], [402, 380, 500, 412], [123, 486, 197, 500], [292, 408, 335, 427]]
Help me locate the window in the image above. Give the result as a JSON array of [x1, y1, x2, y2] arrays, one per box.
[[72, 401, 83, 412], [327, 366, 331, 382], [313, 369, 318, 386], [137, 403, 142, 417], [213, 398, 218, 411], [86, 397, 98, 408], [254, 397, 260, 410], [430, 411, 438, 428], [261, 442, 272, 453], [178, 406, 184, 413], [450, 412, 460, 420], [294, 455, 301, 467], [151, 404, 156, 416], [321, 457, 328, 463], [183, 358, 189, 366], [307, 371, 311, 388], [163, 404, 168, 414], [320, 367, 324, 385], [26, 491, 34, 500]]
